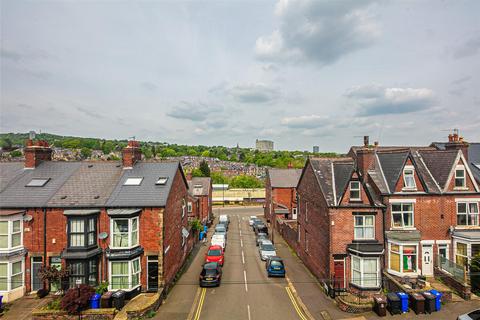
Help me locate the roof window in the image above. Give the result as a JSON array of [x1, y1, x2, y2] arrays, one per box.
[[124, 177, 143, 186], [26, 178, 50, 187], [155, 177, 169, 185], [194, 184, 203, 188]]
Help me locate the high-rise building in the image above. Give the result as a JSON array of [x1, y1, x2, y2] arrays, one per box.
[[313, 146, 319, 153], [255, 139, 274, 152]]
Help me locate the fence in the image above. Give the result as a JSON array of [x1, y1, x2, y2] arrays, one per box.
[[437, 256, 467, 283]]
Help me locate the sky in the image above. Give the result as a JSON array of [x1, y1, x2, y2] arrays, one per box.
[[1, 0, 479, 152]]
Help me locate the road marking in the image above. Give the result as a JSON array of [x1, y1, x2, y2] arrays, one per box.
[[243, 270, 248, 292], [247, 304, 251, 320], [241, 250, 245, 264], [239, 229, 242, 236], [240, 239, 243, 247], [186, 287, 201, 320], [193, 287, 206, 320], [285, 286, 308, 320]]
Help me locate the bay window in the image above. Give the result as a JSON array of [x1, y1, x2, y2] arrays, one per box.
[[351, 256, 380, 288], [110, 258, 141, 290], [0, 219, 23, 250], [457, 202, 479, 226], [354, 215, 374, 240], [391, 203, 414, 228], [0, 259, 24, 292], [388, 243, 417, 274], [111, 217, 139, 248], [68, 217, 97, 248], [67, 258, 98, 287], [456, 242, 468, 267]]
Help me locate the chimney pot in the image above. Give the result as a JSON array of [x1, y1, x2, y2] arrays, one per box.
[[374, 141, 379, 147], [24, 140, 52, 168], [363, 136, 369, 147], [122, 140, 142, 168]]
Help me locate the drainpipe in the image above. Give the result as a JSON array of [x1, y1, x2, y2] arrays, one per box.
[[381, 198, 387, 286], [43, 207, 47, 290]]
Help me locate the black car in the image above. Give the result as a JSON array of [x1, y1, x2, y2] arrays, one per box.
[[199, 262, 222, 287], [252, 219, 263, 230], [254, 223, 268, 235]]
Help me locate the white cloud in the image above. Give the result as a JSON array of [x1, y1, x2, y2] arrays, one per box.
[[167, 101, 222, 121], [210, 82, 281, 104], [255, 0, 380, 65], [281, 114, 330, 128]]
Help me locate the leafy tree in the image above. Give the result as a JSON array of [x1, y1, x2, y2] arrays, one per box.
[[102, 141, 115, 154], [230, 175, 264, 188], [39, 265, 70, 292], [199, 160, 211, 177], [0, 138, 12, 150], [80, 147, 92, 159], [10, 150, 22, 158], [61, 285, 95, 314], [211, 171, 229, 184], [160, 148, 177, 158], [201, 150, 210, 157], [191, 168, 204, 177]]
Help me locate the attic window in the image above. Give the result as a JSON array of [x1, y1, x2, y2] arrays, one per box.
[[124, 177, 143, 186], [26, 178, 50, 187], [455, 165, 466, 188], [155, 177, 169, 185], [403, 166, 416, 190], [349, 181, 361, 201]]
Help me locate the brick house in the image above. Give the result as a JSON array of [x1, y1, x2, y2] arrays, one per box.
[[187, 177, 212, 224], [264, 168, 302, 223], [0, 140, 192, 301], [296, 158, 384, 294]]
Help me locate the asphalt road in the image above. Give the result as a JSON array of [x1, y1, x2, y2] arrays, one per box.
[[155, 206, 308, 320]]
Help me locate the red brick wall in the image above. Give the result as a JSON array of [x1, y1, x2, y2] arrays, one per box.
[[445, 157, 477, 192], [392, 158, 426, 193]]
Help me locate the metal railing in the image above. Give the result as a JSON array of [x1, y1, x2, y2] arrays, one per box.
[[437, 256, 467, 283]]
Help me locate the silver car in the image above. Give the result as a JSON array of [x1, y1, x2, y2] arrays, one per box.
[[457, 309, 480, 320], [256, 233, 268, 246], [259, 240, 276, 261]]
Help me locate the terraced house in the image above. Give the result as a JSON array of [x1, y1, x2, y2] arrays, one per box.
[[0, 140, 194, 302]]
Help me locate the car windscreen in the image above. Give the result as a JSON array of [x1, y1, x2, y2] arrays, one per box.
[[205, 269, 218, 276], [261, 244, 275, 251], [270, 260, 283, 267], [215, 226, 226, 231], [468, 310, 480, 320], [208, 249, 222, 256]]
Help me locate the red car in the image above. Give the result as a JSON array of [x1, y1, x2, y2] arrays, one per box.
[[205, 245, 224, 266]]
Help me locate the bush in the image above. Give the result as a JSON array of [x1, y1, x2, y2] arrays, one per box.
[[37, 288, 49, 298], [43, 298, 62, 310], [471, 255, 480, 293], [95, 281, 109, 295], [61, 285, 95, 314]]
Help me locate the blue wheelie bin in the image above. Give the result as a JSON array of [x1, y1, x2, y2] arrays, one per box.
[[430, 289, 442, 311], [396, 292, 409, 313], [89, 293, 101, 309]]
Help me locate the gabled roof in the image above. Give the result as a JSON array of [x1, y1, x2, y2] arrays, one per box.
[[0, 161, 82, 208], [418, 150, 459, 189], [106, 161, 182, 207], [268, 168, 302, 188], [48, 162, 123, 207], [333, 162, 354, 201], [376, 151, 409, 192], [188, 177, 211, 196], [0, 162, 25, 192]]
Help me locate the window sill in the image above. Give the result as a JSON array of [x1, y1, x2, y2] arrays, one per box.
[[109, 244, 140, 250], [387, 269, 419, 277], [349, 282, 381, 291], [401, 187, 417, 192], [390, 227, 417, 231], [454, 225, 480, 230], [454, 187, 469, 191]]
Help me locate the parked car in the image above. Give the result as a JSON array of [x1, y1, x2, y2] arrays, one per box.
[[458, 309, 480, 320], [259, 240, 276, 261], [255, 224, 268, 235], [266, 256, 285, 277], [218, 220, 229, 230], [199, 262, 222, 287], [249, 215, 257, 226], [219, 214, 230, 226], [211, 234, 226, 250], [205, 245, 225, 266], [256, 232, 268, 246], [252, 218, 262, 230]]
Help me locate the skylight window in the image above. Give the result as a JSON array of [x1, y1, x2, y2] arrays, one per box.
[[124, 177, 143, 186], [155, 177, 169, 185], [26, 178, 50, 187], [194, 184, 203, 188]]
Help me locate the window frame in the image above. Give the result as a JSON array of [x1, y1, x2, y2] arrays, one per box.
[[350, 255, 380, 288], [353, 215, 375, 240], [67, 216, 97, 250], [349, 181, 361, 201], [388, 242, 418, 275], [454, 166, 466, 188], [0, 216, 23, 251], [187, 201, 193, 213], [108, 257, 141, 291], [182, 199, 187, 218], [455, 242, 468, 267], [67, 258, 98, 288], [123, 177, 143, 186], [391, 203, 415, 229], [0, 258, 24, 292], [110, 216, 139, 249], [456, 202, 479, 226], [402, 166, 417, 190]]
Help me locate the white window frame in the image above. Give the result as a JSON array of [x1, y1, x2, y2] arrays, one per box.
[[0, 257, 24, 292], [454, 241, 469, 267], [292, 207, 298, 219], [351, 255, 380, 288], [182, 199, 186, 218], [456, 202, 479, 226], [187, 201, 193, 213], [349, 181, 361, 201], [438, 243, 449, 260], [123, 177, 143, 186], [455, 165, 466, 188], [402, 165, 417, 190], [391, 203, 415, 229], [108, 257, 141, 291], [0, 215, 23, 252], [387, 242, 419, 276], [110, 217, 139, 249], [353, 215, 375, 240]]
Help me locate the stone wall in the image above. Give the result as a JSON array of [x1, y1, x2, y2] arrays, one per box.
[[32, 308, 116, 320]]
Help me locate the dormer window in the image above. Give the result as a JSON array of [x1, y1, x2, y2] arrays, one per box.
[[403, 166, 416, 190], [455, 166, 466, 188], [350, 181, 361, 201]]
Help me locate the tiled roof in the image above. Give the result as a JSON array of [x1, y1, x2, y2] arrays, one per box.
[[376, 151, 409, 192], [0, 162, 25, 192], [418, 150, 459, 189], [268, 168, 302, 188], [333, 162, 354, 202], [188, 177, 211, 196]]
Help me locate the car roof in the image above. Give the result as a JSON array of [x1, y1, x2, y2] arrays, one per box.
[[268, 256, 283, 261], [258, 233, 267, 236], [203, 262, 219, 269], [261, 240, 273, 245], [208, 245, 222, 250]]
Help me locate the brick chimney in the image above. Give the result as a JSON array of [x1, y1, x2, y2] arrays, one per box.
[[186, 171, 192, 181], [356, 148, 375, 180], [24, 139, 52, 168], [122, 140, 142, 168], [445, 131, 469, 161]]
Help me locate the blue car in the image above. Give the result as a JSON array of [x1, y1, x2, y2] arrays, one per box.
[[266, 256, 285, 277]]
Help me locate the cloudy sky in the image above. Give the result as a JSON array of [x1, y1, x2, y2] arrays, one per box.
[[1, 0, 479, 152]]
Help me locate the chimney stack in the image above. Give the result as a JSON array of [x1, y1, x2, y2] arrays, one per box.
[[122, 140, 142, 168], [186, 171, 193, 181], [363, 136, 369, 147], [24, 139, 52, 168], [445, 131, 469, 161]]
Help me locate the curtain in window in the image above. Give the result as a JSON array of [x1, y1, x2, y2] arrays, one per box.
[[70, 220, 85, 247], [12, 220, 21, 247], [456, 243, 468, 266], [351, 256, 361, 285], [132, 259, 140, 287], [132, 218, 138, 246], [363, 259, 377, 287], [111, 262, 129, 289], [403, 246, 416, 272], [0, 263, 7, 291], [11, 261, 22, 289], [390, 245, 400, 272], [113, 220, 129, 247], [0, 222, 8, 248]]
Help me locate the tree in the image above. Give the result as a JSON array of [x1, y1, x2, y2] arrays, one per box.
[[191, 168, 204, 177], [10, 150, 22, 158], [230, 175, 264, 188], [211, 171, 229, 184], [471, 255, 480, 293], [80, 147, 92, 159], [199, 160, 211, 177], [102, 141, 115, 154], [38, 265, 70, 292], [201, 150, 210, 157]]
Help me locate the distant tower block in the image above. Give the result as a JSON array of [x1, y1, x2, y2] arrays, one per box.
[[313, 146, 319, 153], [255, 139, 274, 152]]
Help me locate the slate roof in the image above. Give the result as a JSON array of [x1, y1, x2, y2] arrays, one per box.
[[0, 161, 82, 208], [268, 168, 302, 188], [376, 151, 409, 192], [418, 150, 459, 189], [188, 177, 211, 196], [0, 162, 25, 192], [333, 162, 354, 201], [48, 162, 123, 207], [106, 161, 180, 207]]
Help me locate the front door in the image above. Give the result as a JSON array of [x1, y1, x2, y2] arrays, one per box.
[[147, 256, 159, 292], [31, 257, 43, 291], [49, 257, 62, 292], [422, 245, 433, 276], [333, 259, 345, 290]]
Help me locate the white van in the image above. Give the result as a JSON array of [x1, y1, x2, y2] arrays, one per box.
[[219, 214, 229, 225], [211, 234, 226, 249]]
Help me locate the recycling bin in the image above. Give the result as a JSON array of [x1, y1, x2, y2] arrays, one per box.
[[373, 295, 387, 317], [409, 292, 425, 315], [430, 289, 442, 311], [101, 291, 113, 308], [89, 293, 101, 309], [396, 292, 409, 313], [112, 290, 126, 310], [387, 292, 401, 315], [422, 291, 436, 313]]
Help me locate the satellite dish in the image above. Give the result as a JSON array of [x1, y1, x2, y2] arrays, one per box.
[[98, 232, 108, 240], [23, 215, 33, 222]]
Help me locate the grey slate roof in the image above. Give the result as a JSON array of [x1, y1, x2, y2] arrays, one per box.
[[0, 161, 82, 208], [268, 168, 302, 188], [0, 162, 25, 192], [418, 150, 459, 189], [410, 151, 441, 193], [106, 161, 181, 207], [469, 143, 480, 165], [188, 177, 211, 196], [452, 230, 480, 240], [48, 162, 123, 207], [333, 162, 354, 201], [376, 151, 409, 192], [386, 230, 421, 241]]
